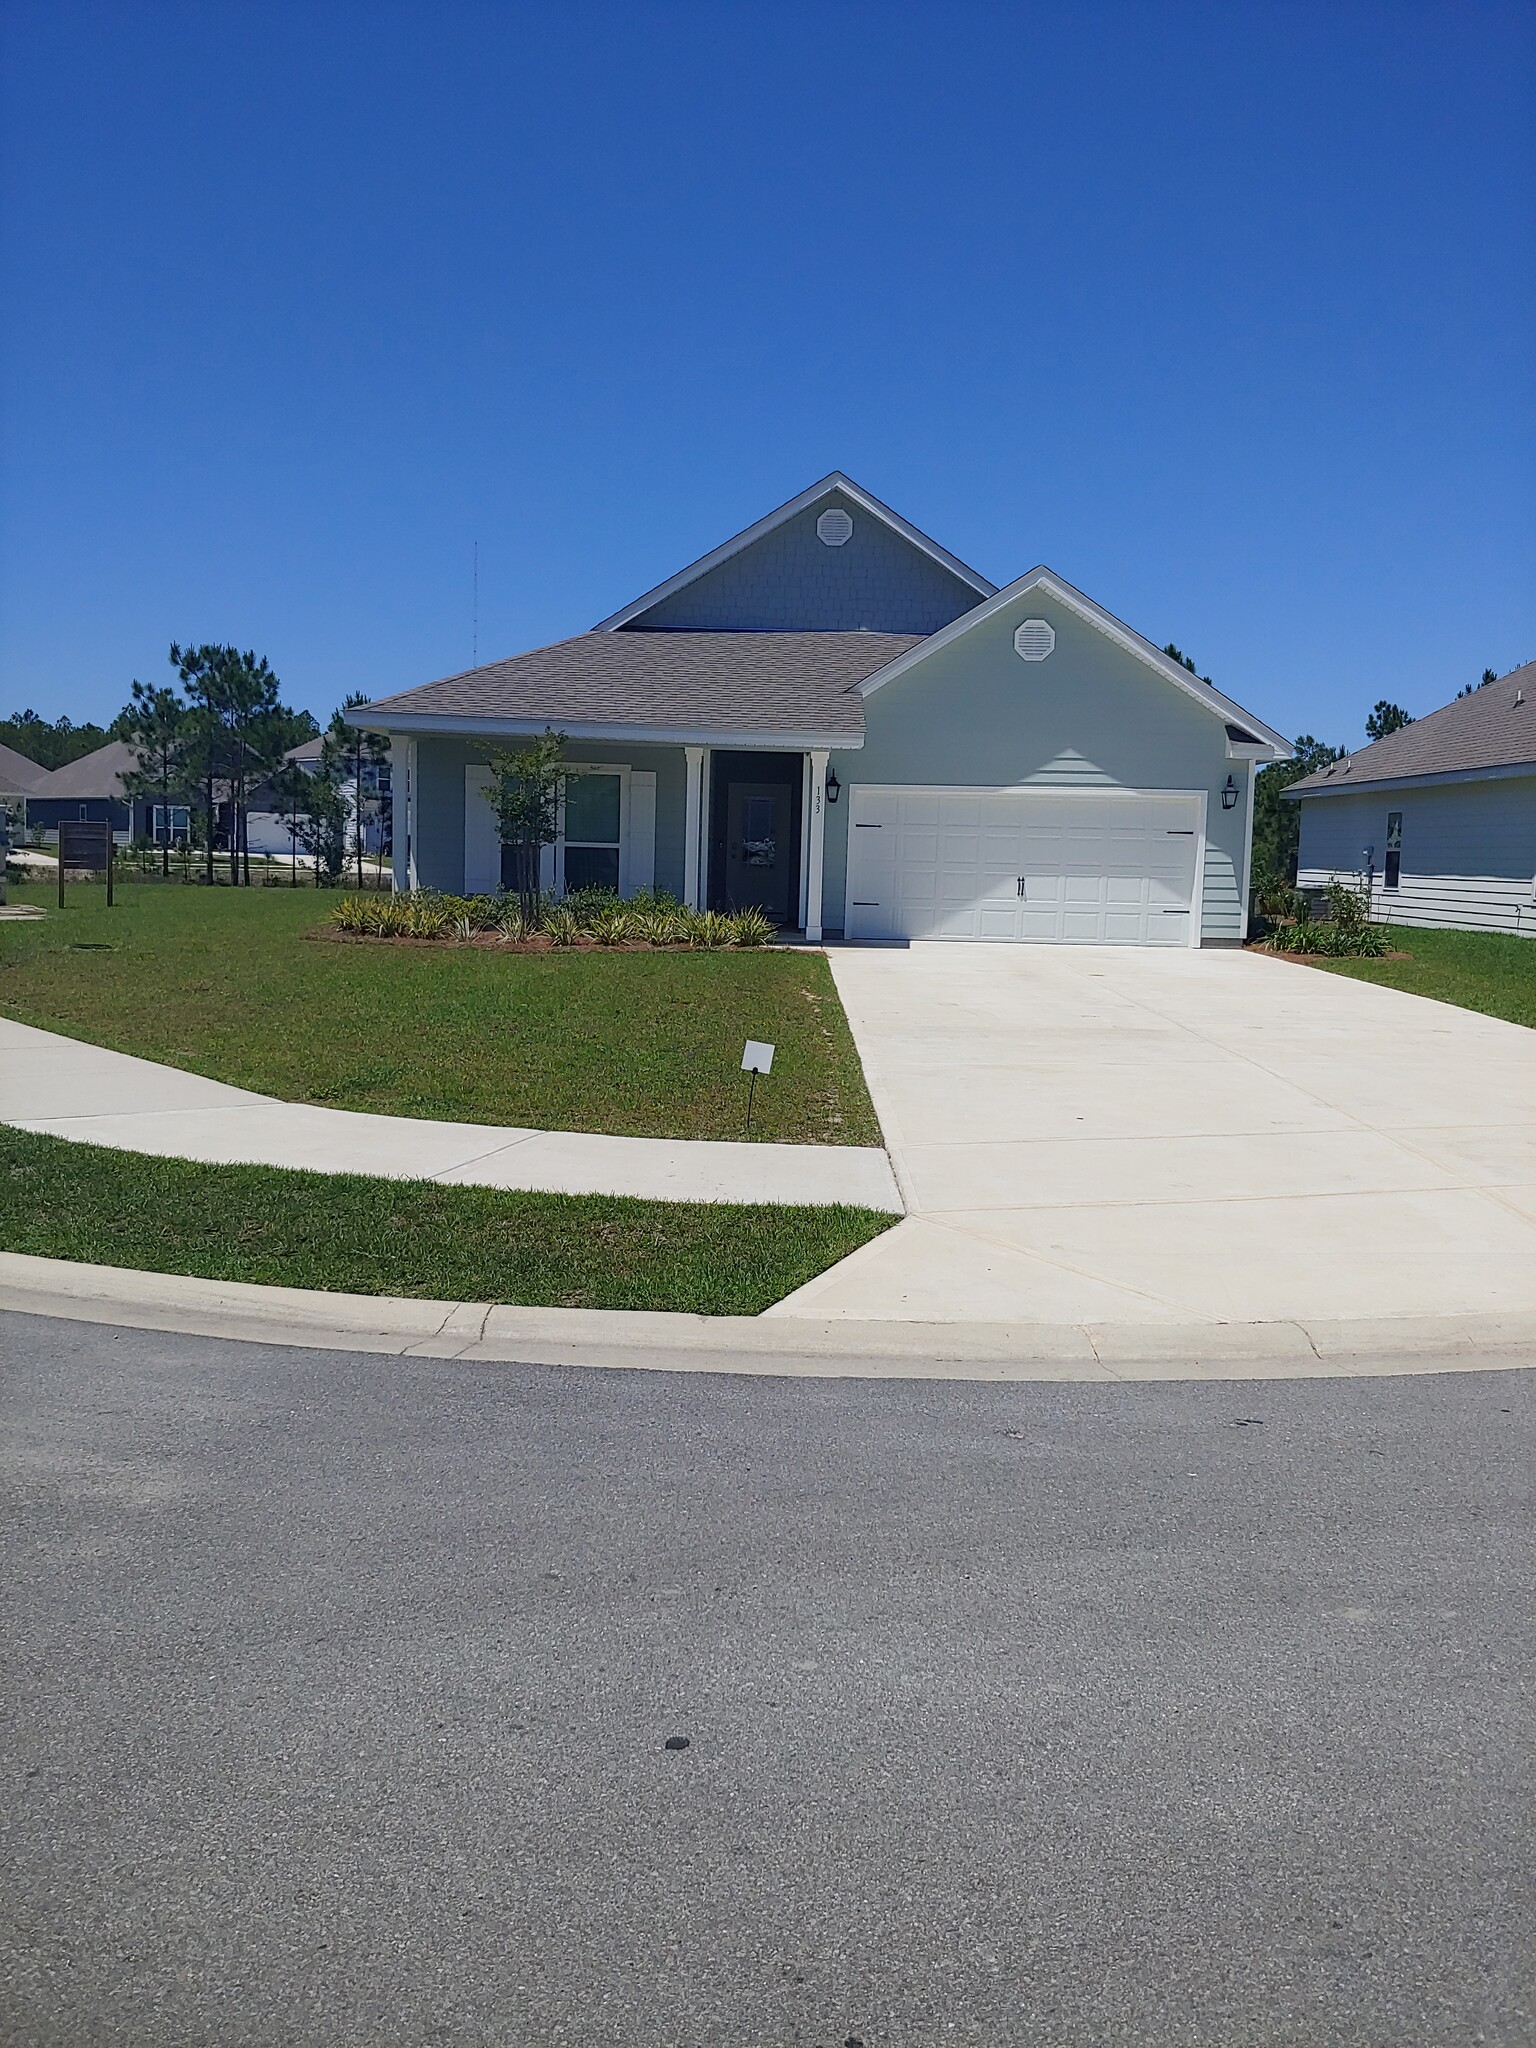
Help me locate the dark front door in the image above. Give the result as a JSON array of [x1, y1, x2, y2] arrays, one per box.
[[709, 751, 803, 924]]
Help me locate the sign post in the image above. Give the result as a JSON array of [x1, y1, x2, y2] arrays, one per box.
[[57, 820, 115, 909], [741, 1039, 775, 1136]]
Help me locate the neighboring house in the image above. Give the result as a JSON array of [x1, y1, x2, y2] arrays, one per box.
[[245, 735, 393, 858], [21, 740, 190, 846], [1287, 662, 1536, 937], [0, 740, 52, 830], [353, 473, 1289, 945]]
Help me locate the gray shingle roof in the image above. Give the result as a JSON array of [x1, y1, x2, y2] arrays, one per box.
[[358, 631, 924, 742], [1287, 661, 1536, 795], [31, 739, 141, 798], [0, 740, 52, 794]]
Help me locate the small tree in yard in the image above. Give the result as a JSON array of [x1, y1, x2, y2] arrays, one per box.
[[276, 763, 348, 885], [321, 693, 391, 888], [121, 680, 191, 877], [483, 729, 567, 924]]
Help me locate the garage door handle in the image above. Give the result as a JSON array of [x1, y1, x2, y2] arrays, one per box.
[[1166, 829, 1195, 835], [854, 822, 882, 828], [851, 900, 879, 907]]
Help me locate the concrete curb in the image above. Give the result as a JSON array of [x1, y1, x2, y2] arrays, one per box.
[[4, 1252, 1534, 1383]]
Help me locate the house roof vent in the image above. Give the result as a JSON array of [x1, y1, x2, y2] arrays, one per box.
[[816, 507, 854, 547], [1014, 618, 1056, 661]]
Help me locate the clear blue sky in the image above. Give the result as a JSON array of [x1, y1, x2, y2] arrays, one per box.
[[2, 1, 1532, 746]]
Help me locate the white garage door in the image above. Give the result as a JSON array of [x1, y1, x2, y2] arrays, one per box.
[[845, 787, 1203, 945]]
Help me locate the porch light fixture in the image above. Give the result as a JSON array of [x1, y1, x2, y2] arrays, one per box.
[[825, 766, 841, 803], [1221, 774, 1239, 810]]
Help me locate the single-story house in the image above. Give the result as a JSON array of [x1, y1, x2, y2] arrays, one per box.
[[19, 741, 186, 846], [0, 740, 52, 828], [245, 735, 393, 858], [1287, 661, 1536, 937], [353, 474, 1290, 945]]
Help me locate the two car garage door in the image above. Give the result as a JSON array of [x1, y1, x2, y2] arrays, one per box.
[[844, 787, 1203, 945]]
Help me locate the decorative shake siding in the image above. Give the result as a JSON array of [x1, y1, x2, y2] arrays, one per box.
[[1297, 775, 1536, 937], [624, 491, 983, 635], [821, 587, 1250, 942]]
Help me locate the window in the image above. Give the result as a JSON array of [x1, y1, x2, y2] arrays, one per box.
[[1385, 810, 1402, 891], [152, 804, 190, 847], [78, 804, 89, 820], [561, 772, 621, 893]]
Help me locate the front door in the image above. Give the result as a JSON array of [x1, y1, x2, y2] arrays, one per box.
[[709, 752, 803, 924]]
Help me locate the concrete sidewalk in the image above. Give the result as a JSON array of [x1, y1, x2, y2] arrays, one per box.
[[0, 1016, 901, 1211]]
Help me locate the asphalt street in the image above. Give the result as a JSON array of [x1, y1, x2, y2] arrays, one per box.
[[2, 1310, 1532, 2047]]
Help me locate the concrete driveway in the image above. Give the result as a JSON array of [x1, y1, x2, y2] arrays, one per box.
[[771, 944, 1536, 1325]]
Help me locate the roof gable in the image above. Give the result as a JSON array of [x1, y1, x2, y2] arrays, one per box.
[[854, 565, 1290, 755], [31, 739, 141, 798], [1287, 660, 1536, 796], [594, 473, 995, 635], [0, 739, 52, 794]]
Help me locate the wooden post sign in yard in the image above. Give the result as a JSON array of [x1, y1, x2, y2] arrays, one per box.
[[57, 820, 115, 909]]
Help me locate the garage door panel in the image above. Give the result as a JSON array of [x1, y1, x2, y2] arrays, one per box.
[[846, 787, 1201, 946]]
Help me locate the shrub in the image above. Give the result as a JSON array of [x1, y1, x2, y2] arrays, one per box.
[[1256, 876, 1306, 922], [587, 904, 637, 945], [727, 905, 775, 947], [686, 909, 736, 949], [543, 904, 581, 947]]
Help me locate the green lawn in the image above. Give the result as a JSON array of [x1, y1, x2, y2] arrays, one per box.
[[0, 1124, 893, 1314], [0, 880, 881, 1145], [1313, 924, 1536, 1029]]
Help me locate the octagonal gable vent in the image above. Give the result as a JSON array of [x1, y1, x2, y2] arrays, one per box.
[[816, 507, 854, 547], [1014, 618, 1055, 661]]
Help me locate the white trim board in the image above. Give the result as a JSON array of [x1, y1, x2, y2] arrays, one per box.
[[854, 566, 1290, 758], [356, 712, 865, 751], [592, 472, 997, 631]]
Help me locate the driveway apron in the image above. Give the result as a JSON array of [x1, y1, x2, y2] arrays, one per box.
[[769, 943, 1536, 1324]]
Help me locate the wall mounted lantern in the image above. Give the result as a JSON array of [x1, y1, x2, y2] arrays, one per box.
[[825, 766, 841, 803], [1220, 774, 1239, 810]]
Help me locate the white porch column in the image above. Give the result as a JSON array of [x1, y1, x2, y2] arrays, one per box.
[[797, 753, 813, 930], [683, 745, 705, 909], [805, 748, 829, 943], [392, 738, 415, 893]]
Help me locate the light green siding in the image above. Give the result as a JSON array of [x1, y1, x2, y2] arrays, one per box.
[[412, 737, 687, 898], [822, 590, 1250, 942]]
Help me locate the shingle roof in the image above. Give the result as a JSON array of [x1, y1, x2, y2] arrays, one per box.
[[0, 740, 52, 794], [1287, 661, 1536, 795], [31, 739, 141, 798], [357, 631, 924, 742]]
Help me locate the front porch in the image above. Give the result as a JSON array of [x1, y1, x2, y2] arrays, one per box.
[[393, 736, 840, 941]]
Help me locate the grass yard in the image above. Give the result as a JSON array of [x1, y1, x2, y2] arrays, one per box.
[[0, 881, 880, 1145], [0, 1124, 894, 1314], [1312, 924, 1536, 1029]]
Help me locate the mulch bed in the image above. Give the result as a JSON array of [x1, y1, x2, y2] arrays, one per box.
[[312, 928, 713, 953]]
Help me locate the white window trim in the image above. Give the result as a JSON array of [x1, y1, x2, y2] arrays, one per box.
[[555, 762, 630, 896]]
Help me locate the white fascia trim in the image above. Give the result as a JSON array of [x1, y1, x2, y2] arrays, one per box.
[[351, 712, 866, 751], [855, 566, 1292, 757], [1284, 760, 1536, 800], [590, 471, 997, 630]]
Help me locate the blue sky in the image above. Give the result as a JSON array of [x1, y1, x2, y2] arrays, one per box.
[[1, 1, 1532, 745]]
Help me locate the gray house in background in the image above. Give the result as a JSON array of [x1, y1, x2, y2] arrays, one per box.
[[1287, 661, 1536, 938], [353, 473, 1289, 945], [0, 740, 52, 825], [19, 741, 162, 844]]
